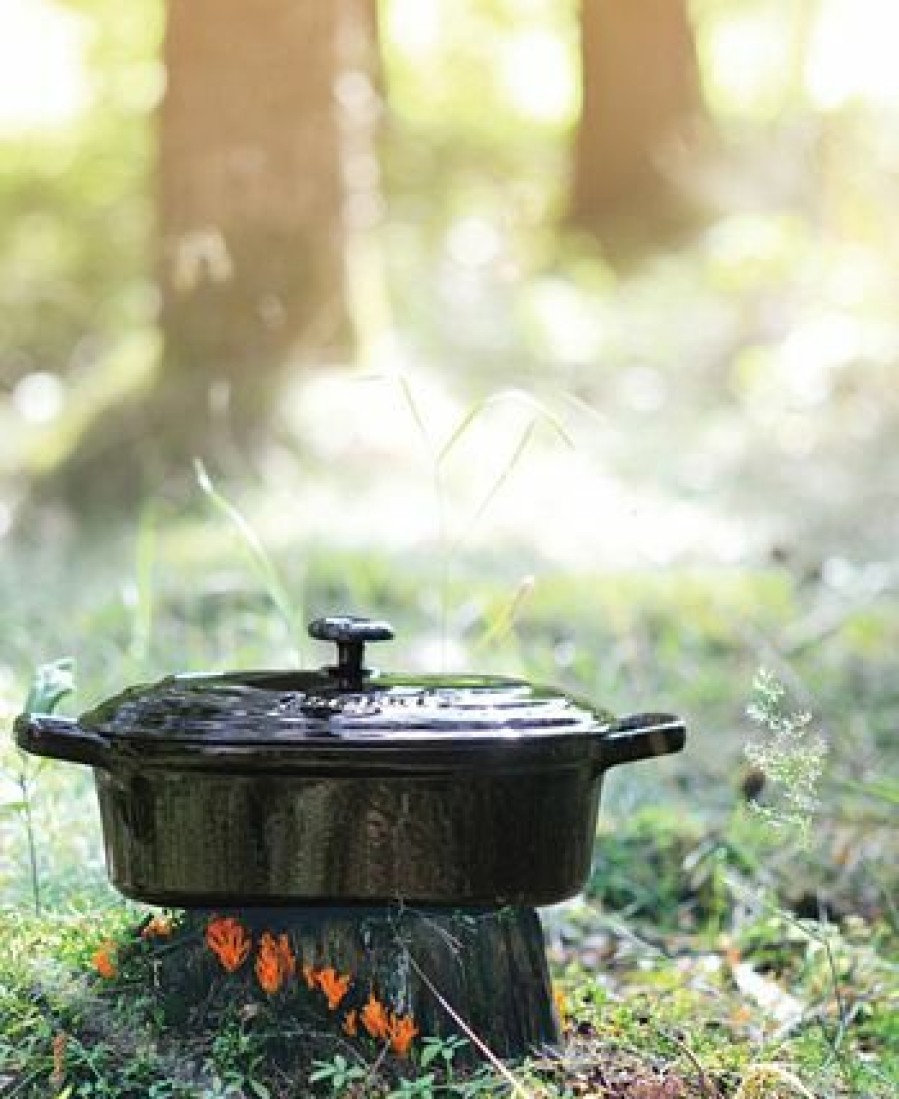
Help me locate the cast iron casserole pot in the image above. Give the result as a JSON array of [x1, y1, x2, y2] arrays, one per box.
[[15, 616, 686, 908]]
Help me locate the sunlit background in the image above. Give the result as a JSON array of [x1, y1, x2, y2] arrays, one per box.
[[1, 0, 897, 572]]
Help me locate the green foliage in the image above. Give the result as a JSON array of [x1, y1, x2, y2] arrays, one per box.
[[386, 1074, 437, 1098], [208, 1019, 271, 1097], [23, 657, 76, 715], [2, 658, 76, 915], [309, 1054, 368, 1094], [745, 669, 827, 845], [419, 1034, 469, 1076], [0, 2, 159, 388]]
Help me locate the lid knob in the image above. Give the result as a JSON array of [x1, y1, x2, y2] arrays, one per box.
[[308, 616, 394, 685]]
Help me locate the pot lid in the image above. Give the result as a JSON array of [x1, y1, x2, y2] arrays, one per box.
[[80, 616, 610, 748]]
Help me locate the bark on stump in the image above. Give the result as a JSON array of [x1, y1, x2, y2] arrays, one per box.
[[285, 906, 559, 1060], [154, 906, 559, 1065]]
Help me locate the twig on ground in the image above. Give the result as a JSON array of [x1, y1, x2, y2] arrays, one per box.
[[653, 1024, 721, 1098]]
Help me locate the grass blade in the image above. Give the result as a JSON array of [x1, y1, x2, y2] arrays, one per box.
[[129, 502, 157, 666], [437, 388, 574, 469], [195, 460, 302, 663], [450, 417, 538, 553], [476, 576, 536, 650]]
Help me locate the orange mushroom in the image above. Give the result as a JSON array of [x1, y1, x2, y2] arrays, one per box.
[[360, 992, 391, 1040], [254, 931, 296, 995], [315, 966, 351, 1011], [205, 917, 251, 973], [141, 914, 173, 940], [388, 1013, 419, 1059], [92, 942, 117, 979]]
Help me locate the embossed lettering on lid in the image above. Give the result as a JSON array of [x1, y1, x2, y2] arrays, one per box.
[[78, 616, 607, 746]]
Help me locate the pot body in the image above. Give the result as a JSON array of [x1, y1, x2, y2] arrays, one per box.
[[17, 708, 684, 907], [15, 616, 687, 908], [94, 761, 604, 907]]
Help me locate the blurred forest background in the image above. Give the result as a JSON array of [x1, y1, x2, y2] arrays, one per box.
[[1, 0, 896, 573]]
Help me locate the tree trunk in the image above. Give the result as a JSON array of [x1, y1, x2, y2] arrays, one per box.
[[157, 0, 379, 438], [571, 0, 703, 243], [24, 0, 382, 512], [287, 906, 559, 1062]]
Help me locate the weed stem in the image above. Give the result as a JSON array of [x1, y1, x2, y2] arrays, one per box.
[[17, 764, 42, 916]]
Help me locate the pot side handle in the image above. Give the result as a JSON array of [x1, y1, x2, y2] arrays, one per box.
[[14, 714, 110, 768], [597, 712, 686, 771]]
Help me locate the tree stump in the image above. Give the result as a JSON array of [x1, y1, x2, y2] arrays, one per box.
[[132, 905, 559, 1067], [285, 905, 559, 1060]]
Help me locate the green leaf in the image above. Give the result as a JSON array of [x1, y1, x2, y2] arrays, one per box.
[[419, 1041, 442, 1068], [23, 658, 75, 715], [248, 1081, 270, 1099], [309, 1065, 336, 1083]]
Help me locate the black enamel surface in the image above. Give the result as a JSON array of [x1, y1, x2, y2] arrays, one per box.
[[95, 763, 603, 907], [14, 616, 686, 906], [78, 671, 604, 749]]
